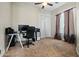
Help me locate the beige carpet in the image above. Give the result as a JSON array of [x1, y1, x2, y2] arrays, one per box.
[[4, 39, 77, 57]]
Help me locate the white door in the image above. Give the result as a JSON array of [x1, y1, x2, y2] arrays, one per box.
[[39, 14, 51, 38], [39, 14, 46, 38], [45, 15, 51, 37]]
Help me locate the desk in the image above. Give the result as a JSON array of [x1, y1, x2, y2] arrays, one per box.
[[6, 32, 24, 52]]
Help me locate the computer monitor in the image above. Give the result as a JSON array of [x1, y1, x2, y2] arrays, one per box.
[[18, 25, 29, 32]]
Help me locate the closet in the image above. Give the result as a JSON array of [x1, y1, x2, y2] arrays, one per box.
[[39, 12, 52, 38]]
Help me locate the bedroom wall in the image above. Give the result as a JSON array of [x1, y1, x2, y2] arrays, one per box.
[[11, 2, 40, 31], [0, 2, 11, 56], [51, 2, 76, 38], [76, 2, 79, 55], [11, 2, 53, 41]]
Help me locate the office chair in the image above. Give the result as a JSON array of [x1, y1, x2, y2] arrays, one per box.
[[18, 25, 29, 40], [24, 26, 35, 48], [5, 27, 16, 47]]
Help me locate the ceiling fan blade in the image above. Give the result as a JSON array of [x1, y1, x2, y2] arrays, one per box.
[[47, 3, 53, 6], [55, 2, 59, 4], [41, 6, 44, 9], [34, 2, 42, 5]]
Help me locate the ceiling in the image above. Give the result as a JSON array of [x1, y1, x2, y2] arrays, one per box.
[[13, 2, 67, 12], [33, 2, 66, 11]]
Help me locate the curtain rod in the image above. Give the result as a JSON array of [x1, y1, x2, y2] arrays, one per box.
[[56, 7, 76, 15], [64, 7, 76, 12]]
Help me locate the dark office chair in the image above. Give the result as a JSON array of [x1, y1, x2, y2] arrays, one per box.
[[5, 27, 16, 48], [24, 26, 35, 48], [18, 25, 28, 40]]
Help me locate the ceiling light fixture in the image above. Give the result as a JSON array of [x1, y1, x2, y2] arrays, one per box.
[[42, 2, 47, 6], [34, 0, 53, 9]]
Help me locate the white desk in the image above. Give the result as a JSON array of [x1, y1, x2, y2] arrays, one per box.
[[6, 33, 24, 52]]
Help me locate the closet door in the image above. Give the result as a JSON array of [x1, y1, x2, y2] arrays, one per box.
[[39, 14, 51, 38], [45, 15, 51, 37], [40, 15, 46, 38]]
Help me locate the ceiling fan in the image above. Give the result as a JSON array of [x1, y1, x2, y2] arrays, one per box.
[[34, 2, 58, 9]]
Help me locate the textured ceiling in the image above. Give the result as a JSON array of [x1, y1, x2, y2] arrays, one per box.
[[33, 2, 66, 11], [12, 2, 66, 12]]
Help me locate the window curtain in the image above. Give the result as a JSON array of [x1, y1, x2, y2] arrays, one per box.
[[69, 9, 75, 36], [54, 14, 61, 40], [64, 8, 76, 43], [64, 10, 69, 42], [69, 8, 76, 43]]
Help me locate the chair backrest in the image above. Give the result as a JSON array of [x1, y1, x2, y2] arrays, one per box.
[[26, 26, 35, 39], [18, 25, 29, 33], [5, 27, 14, 35]]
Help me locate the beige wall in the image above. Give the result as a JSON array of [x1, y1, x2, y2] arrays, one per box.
[[0, 3, 11, 56], [76, 2, 79, 55], [11, 2, 53, 40], [51, 2, 76, 38], [0, 2, 40, 56], [11, 2, 40, 31]]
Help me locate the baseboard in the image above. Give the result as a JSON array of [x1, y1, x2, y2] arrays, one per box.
[[0, 50, 5, 57], [45, 37, 53, 39], [76, 47, 79, 56], [40, 37, 53, 39]]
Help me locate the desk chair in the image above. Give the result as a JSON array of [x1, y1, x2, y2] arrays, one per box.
[[24, 26, 35, 48], [5, 27, 16, 48]]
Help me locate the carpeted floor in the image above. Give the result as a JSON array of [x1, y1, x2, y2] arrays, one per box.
[[4, 38, 77, 57]]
